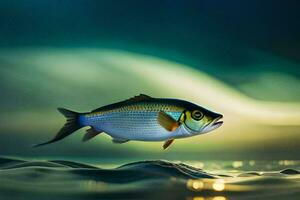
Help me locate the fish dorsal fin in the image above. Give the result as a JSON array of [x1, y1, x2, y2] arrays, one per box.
[[163, 139, 174, 149], [92, 94, 152, 112], [157, 111, 180, 132], [82, 127, 102, 142], [128, 94, 152, 102]]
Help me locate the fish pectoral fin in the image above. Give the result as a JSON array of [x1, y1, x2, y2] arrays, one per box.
[[82, 127, 102, 142], [163, 139, 174, 149], [112, 138, 130, 144], [157, 111, 180, 132]]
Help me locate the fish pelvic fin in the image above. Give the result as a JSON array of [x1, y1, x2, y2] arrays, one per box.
[[33, 108, 83, 147], [163, 139, 174, 150], [82, 127, 102, 142], [112, 138, 130, 144]]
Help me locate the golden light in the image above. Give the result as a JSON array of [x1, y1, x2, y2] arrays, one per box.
[[212, 196, 227, 200], [187, 179, 204, 191], [193, 180, 204, 190], [212, 180, 225, 191], [188, 196, 227, 200], [192, 197, 205, 200]]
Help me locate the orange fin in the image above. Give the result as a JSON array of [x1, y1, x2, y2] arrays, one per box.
[[163, 139, 174, 149], [157, 111, 180, 132], [82, 127, 102, 142]]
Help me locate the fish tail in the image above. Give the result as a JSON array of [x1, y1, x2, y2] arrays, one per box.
[[33, 108, 83, 147]]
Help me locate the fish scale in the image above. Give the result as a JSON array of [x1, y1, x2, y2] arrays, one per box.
[[82, 110, 184, 141]]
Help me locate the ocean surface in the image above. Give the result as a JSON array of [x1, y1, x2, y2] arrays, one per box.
[[0, 157, 300, 200]]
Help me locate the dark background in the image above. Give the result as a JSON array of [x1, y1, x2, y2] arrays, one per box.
[[1, 0, 300, 66]]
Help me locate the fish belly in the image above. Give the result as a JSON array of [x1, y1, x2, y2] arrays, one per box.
[[83, 111, 182, 141]]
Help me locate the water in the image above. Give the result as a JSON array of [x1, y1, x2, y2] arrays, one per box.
[[1, 157, 300, 200]]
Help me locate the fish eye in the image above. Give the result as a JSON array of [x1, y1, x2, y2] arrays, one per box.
[[191, 110, 203, 120]]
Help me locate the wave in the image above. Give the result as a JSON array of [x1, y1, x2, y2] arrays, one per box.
[[0, 157, 216, 180], [1, 157, 300, 200]]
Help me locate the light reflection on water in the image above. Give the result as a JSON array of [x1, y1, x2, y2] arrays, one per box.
[[186, 196, 227, 200], [212, 180, 225, 191], [187, 179, 225, 192], [179, 160, 300, 174], [80, 180, 107, 192], [249, 160, 255, 166], [232, 161, 243, 168], [278, 160, 297, 166]]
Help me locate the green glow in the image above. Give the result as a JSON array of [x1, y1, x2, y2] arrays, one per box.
[[0, 48, 299, 158]]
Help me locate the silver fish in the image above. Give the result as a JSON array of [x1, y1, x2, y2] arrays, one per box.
[[35, 94, 223, 149]]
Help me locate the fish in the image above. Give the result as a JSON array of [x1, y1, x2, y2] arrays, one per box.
[[34, 94, 223, 149]]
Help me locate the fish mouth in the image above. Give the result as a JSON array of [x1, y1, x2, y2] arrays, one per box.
[[212, 116, 223, 128], [202, 115, 223, 133]]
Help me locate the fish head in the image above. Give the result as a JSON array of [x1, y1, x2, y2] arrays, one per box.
[[181, 106, 223, 135]]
